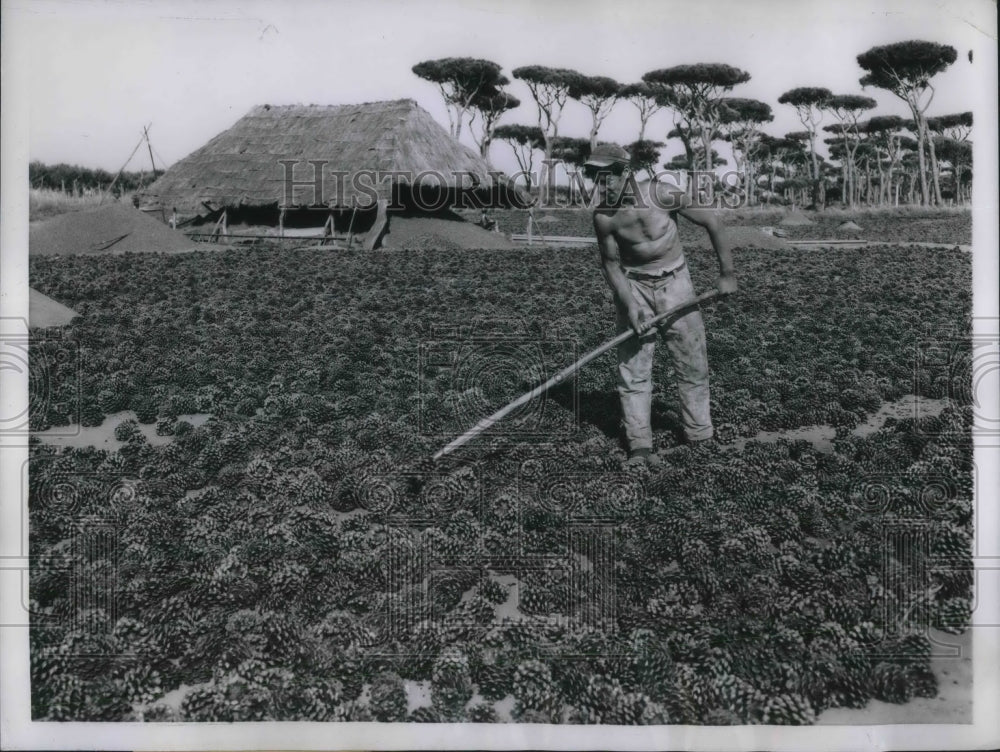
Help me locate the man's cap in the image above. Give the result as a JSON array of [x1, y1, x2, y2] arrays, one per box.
[[585, 143, 631, 167]]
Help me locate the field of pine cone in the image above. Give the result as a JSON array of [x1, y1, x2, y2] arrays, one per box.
[[28, 241, 973, 723]]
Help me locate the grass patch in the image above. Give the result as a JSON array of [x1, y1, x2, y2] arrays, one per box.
[[29, 188, 134, 222]]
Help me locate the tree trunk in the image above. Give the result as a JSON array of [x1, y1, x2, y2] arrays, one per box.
[[478, 120, 496, 164], [808, 132, 820, 208], [851, 150, 859, 207], [702, 129, 713, 173], [926, 128, 942, 205], [909, 104, 929, 205], [445, 103, 458, 139], [846, 150, 855, 207], [680, 130, 695, 171], [840, 161, 849, 207], [541, 136, 553, 206], [839, 134, 851, 208], [875, 158, 885, 207], [511, 145, 534, 192], [864, 158, 872, 206], [731, 152, 744, 202]]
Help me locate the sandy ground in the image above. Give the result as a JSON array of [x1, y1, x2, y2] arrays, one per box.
[[32, 410, 211, 450], [728, 394, 950, 453], [29, 203, 197, 256], [818, 628, 971, 725], [28, 288, 79, 328], [382, 214, 514, 250]]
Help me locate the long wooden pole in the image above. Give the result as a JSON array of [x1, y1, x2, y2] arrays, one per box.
[[433, 289, 721, 460], [143, 125, 157, 174], [527, 207, 546, 245], [102, 132, 146, 204]]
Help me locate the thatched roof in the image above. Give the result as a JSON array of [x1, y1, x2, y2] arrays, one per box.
[[137, 99, 495, 215]]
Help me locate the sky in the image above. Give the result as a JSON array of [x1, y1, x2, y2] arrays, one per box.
[[4, 0, 993, 177]]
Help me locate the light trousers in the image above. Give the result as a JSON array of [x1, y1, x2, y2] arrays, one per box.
[[615, 264, 713, 450]]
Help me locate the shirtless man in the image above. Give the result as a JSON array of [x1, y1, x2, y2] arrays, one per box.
[[587, 144, 737, 467]]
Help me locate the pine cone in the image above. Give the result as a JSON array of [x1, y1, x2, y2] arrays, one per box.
[[934, 597, 971, 634], [871, 662, 913, 704], [432, 647, 474, 720], [512, 659, 560, 720], [467, 701, 499, 722], [760, 692, 816, 725], [408, 705, 442, 722], [713, 673, 762, 723], [368, 671, 408, 722], [475, 662, 513, 701]]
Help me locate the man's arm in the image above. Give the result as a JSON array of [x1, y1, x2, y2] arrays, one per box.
[[594, 215, 648, 335], [677, 201, 737, 295], [655, 182, 737, 296]]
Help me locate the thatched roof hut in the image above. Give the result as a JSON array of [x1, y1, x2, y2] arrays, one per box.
[[136, 99, 497, 218]]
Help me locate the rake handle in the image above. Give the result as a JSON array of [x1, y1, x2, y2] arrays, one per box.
[[432, 289, 721, 461]]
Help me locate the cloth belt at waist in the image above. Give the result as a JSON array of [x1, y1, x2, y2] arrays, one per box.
[[624, 260, 686, 280]]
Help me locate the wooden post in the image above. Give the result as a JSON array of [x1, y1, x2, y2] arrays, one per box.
[[278, 208, 285, 238], [322, 212, 334, 246], [209, 209, 229, 243], [530, 210, 547, 245], [210, 212, 223, 242], [527, 213, 533, 245], [346, 207, 358, 249], [363, 200, 389, 251]]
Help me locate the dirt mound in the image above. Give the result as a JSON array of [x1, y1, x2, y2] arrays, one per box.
[[727, 226, 792, 250], [29, 288, 79, 328], [779, 209, 816, 227], [382, 214, 514, 250], [837, 220, 863, 232], [30, 204, 196, 256]]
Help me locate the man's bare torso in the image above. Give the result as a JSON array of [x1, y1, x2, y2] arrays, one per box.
[[593, 180, 685, 272]]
